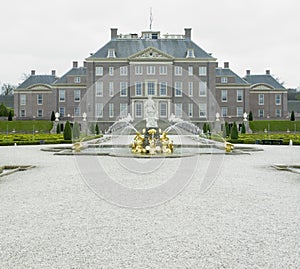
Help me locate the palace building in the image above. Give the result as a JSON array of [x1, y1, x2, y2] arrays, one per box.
[[14, 28, 288, 130]]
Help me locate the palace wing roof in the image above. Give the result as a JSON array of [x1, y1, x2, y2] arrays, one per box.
[[54, 67, 87, 84], [88, 39, 214, 59], [17, 75, 57, 89], [216, 68, 249, 85], [244, 75, 286, 89]]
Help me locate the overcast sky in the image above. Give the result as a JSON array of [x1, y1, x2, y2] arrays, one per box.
[[0, 0, 299, 88]]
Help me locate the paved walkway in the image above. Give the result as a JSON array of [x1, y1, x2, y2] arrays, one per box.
[[0, 144, 300, 268]]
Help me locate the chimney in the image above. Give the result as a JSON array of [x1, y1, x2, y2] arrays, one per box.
[[31, 70, 36, 76], [246, 70, 251, 76], [224, 62, 229, 68], [111, 28, 118, 39], [73, 61, 78, 68], [184, 28, 192, 40], [266, 70, 270, 75], [83, 61, 87, 68], [51, 70, 56, 76]]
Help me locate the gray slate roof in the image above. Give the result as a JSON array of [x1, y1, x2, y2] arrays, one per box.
[[17, 75, 57, 89], [216, 68, 249, 85], [0, 95, 14, 108], [88, 39, 213, 59], [288, 100, 300, 112], [244, 74, 286, 89], [54, 67, 87, 84]]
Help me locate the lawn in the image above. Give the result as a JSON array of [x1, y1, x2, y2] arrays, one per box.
[[249, 120, 300, 133], [0, 120, 53, 133]]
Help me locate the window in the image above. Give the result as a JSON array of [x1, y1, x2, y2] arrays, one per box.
[[135, 102, 142, 118], [186, 49, 195, 58], [159, 82, 167, 96], [147, 81, 156, 96], [109, 66, 114, 76], [109, 82, 114, 97], [74, 76, 81, 83], [259, 94, 264, 105], [199, 81, 207, 96], [20, 94, 26, 105], [37, 109, 43, 118], [221, 90, 227, 102], [199, 103, 207, 118], [59, 107, 65, 117], [20, 109, 26, 117], [74, 107, 81, 117], [175, 81, 182, 97], [175, 66, 182, 76], [135, 82, 142, 96], [188, 82, 193, 97], [120, 103, 128, 117], [276, 109, 281, 117], [174, 103, 182, 117], [95, 103, 103, 118], [109, 103, 114, 118], [135, 65, 143, 75], [120, 66, 128, 76], [275, 94, 281, 105], [258, 109, 264, 118], [95, 66, 103, 76], [188, 66, 193, 76], [188, 103, 193, 117], [221, 107, 228, 117], [74, 90, 80, 102], [59, 90, 65, 102], [160, 102, 167, 117], [107, 49, 116, 58], [221, 77, 228, 83], [199, 66, 207, 76], [147, 66, 156, 75], [120, 82, 128, 96], [37, 94, 43, 105], [95, 81, 103, 97], [237, 90, 243, 102], [159, 66, 167, 75], [236, 107, 243, 117]]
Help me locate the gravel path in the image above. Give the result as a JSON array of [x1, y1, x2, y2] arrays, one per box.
[[0, 144, 299, 268]]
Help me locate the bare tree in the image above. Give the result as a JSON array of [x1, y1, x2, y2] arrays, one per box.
[[1, 83, 16, 96]]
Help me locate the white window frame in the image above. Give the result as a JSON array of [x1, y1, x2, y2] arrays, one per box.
[[199, 81, 207, 96], [95, 103, 103, 118], [120, 82, 128, 97], [109, 66, 114, 76], [74, 89, 80, 102], [37, 109, 43, 118], [159, 82, 167, 96], [175, 66, 182, 76], [20, 94, 26, 106], [135, 65, 143, 75], [221, 90, 227, 102], [221, 107, 228, 117], [160, 102, 167, 118], [188, 103, 193, 117], [188, 82, 193, 97], [95, 66, 103, 76], [107, 49, 116, 58], [95, 81, 103, 97], [221, 77, 228, 83], [74, 76, 81, 83], [135, 82, 142, 96], [258, 109, 264, 118], [188, 66, 193, 76], [20, 109, 26, 117], [259, 94, 264, 105], [186, 49, 195, 58], [275, 94, 281, 105], [175, 81, 182, 97], [159, 65, 167, 75], [59, 107, 65, 117], [237, 89, 243, 102], [135, 102, 142, 118], [276, 109, 281, 117], [109, 103, 114, 118], [74, 107, 81, 117], [37, 94, 43, 105], [236, 107, 243, 117], [146, 81, 156, 96], [174, 103, 183, 118], [120, 66, 128, 76], [59, 90, 65, 102], [147, 66, 155, 75], [199, 66, 207, 76], [199, 103, 207, 118], [109, 82, 114, 97], [120, 103, 128, 117]]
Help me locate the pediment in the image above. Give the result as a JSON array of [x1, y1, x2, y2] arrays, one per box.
[[28, 84, 52, 91], [129, 47, 174, 60], [251, 84, 274, 90]]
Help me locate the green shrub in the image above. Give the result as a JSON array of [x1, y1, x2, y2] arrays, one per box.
[[63, 121, 72, 140], [51, 111, 56, 121], [8, 111, 13, 121], [56, 123, 61, 134], [241, 122, 246, 134], [249, 111, 253, 121], [73, 121, 80, 139], [230, 122, 239, 140], [291, 111, 295, 121], [95, 124, 100, 135]]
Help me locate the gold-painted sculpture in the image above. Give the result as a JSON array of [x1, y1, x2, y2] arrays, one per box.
[[224, 141, 234, 153]]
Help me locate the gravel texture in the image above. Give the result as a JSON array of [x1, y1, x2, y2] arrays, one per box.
[[0, 143, 300, 268]]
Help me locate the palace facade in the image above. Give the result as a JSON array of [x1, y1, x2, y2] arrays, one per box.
[[14, 28, 288, 130]]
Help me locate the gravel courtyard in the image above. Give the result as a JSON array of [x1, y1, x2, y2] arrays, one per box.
[[0, 143, 300, 268]]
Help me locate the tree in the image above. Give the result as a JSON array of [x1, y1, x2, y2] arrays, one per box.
[[207, 123, 211, 137], [202, 122, 207, 134], [51, 111, 56, 121], [8, 110, 13, 121], [63, 121, 72, 140], [248, 111, 253, 121], [89, 123, 95, 134], [0, 103, 8, 116], [95, 124, 100, 135], [56, 123, 61, 134], [225, 121, 230, 137], [291, 111, 295, 121], [241, 122, 246, 134], [230, 122, 239, 140], [72, 121, 80, 139], [1, 83, 16, 96]]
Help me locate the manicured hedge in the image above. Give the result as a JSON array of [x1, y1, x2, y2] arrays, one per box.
[[249, 120, 300, 133]]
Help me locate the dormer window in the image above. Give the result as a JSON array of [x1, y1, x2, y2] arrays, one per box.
[[107, 49, 116, 58], [186, 49, 195, 58], [221, 77, 228, 83], [74, 76, 81, 83]]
